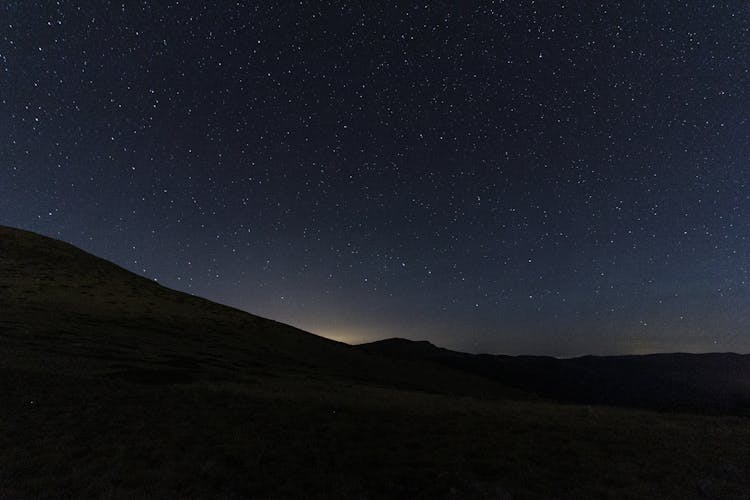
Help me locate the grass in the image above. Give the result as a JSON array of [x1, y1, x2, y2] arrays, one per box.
[[2, 368, 750, 498]]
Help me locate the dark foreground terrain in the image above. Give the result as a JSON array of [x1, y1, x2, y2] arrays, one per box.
[[1, 226, 749, 498]]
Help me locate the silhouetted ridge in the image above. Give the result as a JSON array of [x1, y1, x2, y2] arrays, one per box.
[[358, 338, 445, 358], [3, 224, 749, 415], [358, 338, 750, 414], [0, 225, 517, 398]]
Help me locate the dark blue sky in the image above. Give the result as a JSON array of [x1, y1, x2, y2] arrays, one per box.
[[3, 2, 750, 356]]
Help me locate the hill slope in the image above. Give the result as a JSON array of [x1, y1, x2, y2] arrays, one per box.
[[0, 225, 513, 396]]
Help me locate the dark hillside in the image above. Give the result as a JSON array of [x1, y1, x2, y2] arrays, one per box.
[[0, 225, 515, 397]]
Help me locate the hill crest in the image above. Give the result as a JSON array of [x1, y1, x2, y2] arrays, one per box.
[[0, 225, 517, 398]]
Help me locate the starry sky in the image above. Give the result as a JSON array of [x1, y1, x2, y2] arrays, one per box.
[[2, 2, 750, 356]]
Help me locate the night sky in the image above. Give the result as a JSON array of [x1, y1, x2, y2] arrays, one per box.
[[3, 2, 750, 356]]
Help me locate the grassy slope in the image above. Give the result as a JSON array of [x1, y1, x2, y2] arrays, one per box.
[[1, 226, 749, 498]]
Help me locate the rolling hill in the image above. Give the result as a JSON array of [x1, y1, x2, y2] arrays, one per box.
[[1, 225, 750, 498]]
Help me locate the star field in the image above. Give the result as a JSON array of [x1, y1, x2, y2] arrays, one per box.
[[2, 2, 750, 356]]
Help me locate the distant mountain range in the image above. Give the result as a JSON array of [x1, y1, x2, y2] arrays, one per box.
[[358, 338, 750, 414]]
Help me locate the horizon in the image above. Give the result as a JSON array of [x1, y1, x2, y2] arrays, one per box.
[[5, 223, 749, 359]]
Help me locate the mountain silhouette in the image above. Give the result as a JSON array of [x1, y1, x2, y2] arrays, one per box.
[[359, 338, 750, 413], [2, 225, 749, 498]]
